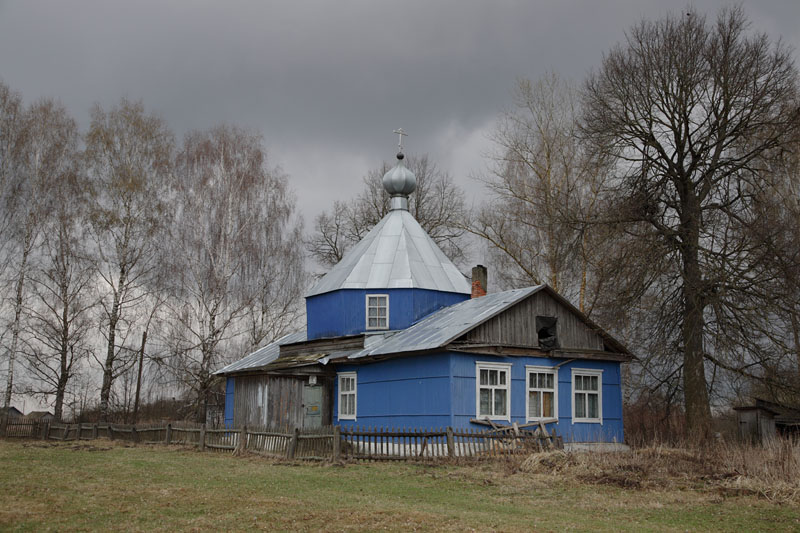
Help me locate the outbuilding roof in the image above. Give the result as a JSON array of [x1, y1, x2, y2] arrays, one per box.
[[215, 330, 307, 375], [305, 209, 470, 297]]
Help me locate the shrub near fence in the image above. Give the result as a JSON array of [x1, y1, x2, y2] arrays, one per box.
[[3, 418, 562, 462]]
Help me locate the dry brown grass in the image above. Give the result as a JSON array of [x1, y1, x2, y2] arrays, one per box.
[[518, 437, 800, 504]]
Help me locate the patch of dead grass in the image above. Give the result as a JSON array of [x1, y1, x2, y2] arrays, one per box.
[[517, 438, 800, 504]]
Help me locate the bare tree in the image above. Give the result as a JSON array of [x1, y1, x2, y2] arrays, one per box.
[[19, 101, 89, 420], [473, 73, 613, 312], [84, 98, 174, 420], [169, 125, 303, 422], [581, 6, 800, 435], [307, 154, 467, 269], [0, 81, 27, 410], [3, 99, 77, 408], [0, 82, 26, 276]]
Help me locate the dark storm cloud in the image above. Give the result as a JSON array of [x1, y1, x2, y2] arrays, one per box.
[[1, 0, 798, 220]]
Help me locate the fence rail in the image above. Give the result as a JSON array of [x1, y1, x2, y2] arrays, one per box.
[[1, 417, 562, 462]]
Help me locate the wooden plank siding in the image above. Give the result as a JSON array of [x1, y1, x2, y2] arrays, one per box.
[[459, 291, 605, 351], [233, 374, 333, 429]]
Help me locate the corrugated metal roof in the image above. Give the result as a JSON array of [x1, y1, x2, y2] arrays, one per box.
[[348, 286, 542, 359], [214, 330, 306, 375], [305, 209, 470, 297]]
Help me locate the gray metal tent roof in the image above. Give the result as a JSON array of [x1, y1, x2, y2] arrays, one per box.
[[305, 209, 470, 297]]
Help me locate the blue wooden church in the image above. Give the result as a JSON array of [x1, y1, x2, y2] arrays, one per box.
[[215, 145, 632, 443]]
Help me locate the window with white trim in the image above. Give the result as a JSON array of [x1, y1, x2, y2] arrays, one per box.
[[476, 362, 511, 420], [366, 294, 389, 330], [572, 369, 602, 423], [338, 372, 357, 420], [526, 366, 557, 421]]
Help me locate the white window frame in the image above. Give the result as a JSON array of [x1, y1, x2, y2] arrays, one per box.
[[525, 366, 558, 422], [475, 362, 512, 422], [571, 368, 603, 424], [338, 372, 357, 420], [365, 294, 389, 330]]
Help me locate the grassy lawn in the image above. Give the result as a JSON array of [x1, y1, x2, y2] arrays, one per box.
[[1, 440, 797, 532]]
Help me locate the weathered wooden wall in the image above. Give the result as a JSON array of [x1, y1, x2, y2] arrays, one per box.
[[460, 291, 605, 350], [233, 375, 333, 429]]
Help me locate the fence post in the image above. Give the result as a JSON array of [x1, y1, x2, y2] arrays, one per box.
[[199, 424, 206, 451], [42, 421, 50, 440], [286, 427, 299, 459], [92, 424, 98, 440], [132, 425, 139, 443], [236, 425, 247, 454], [446, 427, 455, 458], [108, 424, 115, 441], [165, 423, 172, 445], [332, 426, 341, 462]]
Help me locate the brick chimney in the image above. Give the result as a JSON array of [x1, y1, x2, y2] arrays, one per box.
[[471, 265, 487, 298]]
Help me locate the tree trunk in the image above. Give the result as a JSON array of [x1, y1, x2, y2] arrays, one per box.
[[4, 226, 33, 409], [790, 309, 800, 382], [132, 330, 147, 423], [99, 285, 123, 421], [680, 198, 712, 438]]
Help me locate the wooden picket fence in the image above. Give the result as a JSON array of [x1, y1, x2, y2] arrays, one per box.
[[4, 418, 562, 462]]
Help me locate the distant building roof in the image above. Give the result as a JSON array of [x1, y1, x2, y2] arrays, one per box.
[[305, 209, 470, 297], [0, 406, 23, 418], [25, 411, 54, 420]]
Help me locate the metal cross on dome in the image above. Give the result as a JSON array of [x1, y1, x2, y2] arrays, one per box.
[[393, 128, 408, 153]]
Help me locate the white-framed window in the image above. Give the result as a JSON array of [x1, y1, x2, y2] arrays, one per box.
[[572, 368, 602, 423], [366, 294, 389, 330], [338, 372, 357, 420], [475, 362, 511, 421], [526, 366, 557, 421]]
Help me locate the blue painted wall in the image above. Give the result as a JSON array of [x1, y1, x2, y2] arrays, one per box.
[[333, 352, 624, 443], [334, 354, 453, 430], [224, 378, 234, 428], [306, 288, 467, 340]]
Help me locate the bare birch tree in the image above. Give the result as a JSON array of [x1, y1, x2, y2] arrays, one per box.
[[581, 6, 800, 435], [3, 99, 76, 408], [169, 125, 303, 422], [23, 104, 92, 420], [84, 98, 173, 420], [307, 155, 467, 268], [473, 73, 613, 312], [0, 81, 27, 409]]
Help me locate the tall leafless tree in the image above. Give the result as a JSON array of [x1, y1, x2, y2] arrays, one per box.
[[0, 81, 27, 410], [84, 98, 174, 420], [23, 102, 93, 420], [169, 125, 304, 422], [3, 99, 76, 409], [473, 73, 613, 313], [307, 154, 467, 269], [581, 6, 800, 435]]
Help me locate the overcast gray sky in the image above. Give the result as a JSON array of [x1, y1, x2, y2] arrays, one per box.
[[1, 0, 798, 226]]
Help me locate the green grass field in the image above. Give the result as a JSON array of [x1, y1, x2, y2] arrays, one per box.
[[1, 440, 797, 532]]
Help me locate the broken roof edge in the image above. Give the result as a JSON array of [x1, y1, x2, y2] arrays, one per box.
[[213, 330, 307, 376]]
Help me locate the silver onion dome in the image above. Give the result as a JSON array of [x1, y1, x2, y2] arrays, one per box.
[[382, 153, 416, 210]]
